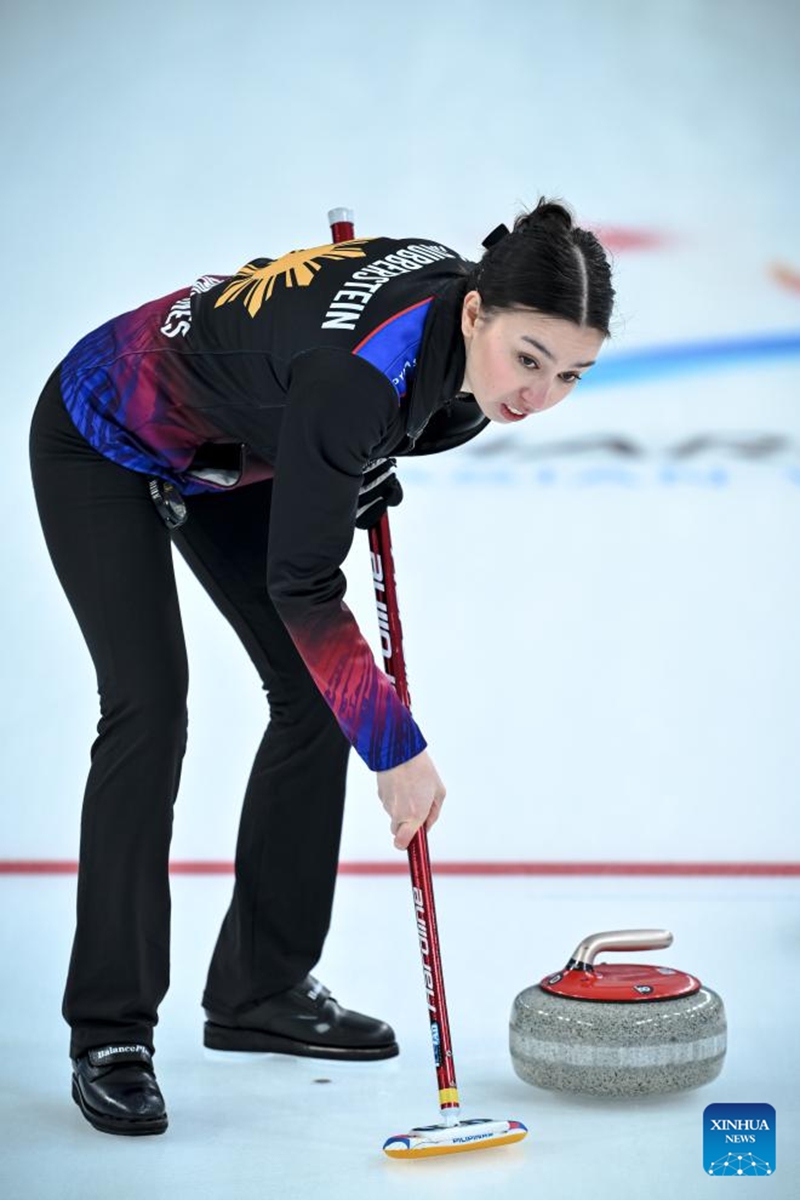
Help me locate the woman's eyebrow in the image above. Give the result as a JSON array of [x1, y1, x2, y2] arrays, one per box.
[[521, 335, 596, 369]]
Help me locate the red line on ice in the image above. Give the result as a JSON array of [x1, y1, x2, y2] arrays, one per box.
[[1, 860, 798, 876]]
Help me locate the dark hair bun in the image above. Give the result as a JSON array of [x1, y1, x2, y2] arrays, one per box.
[[513, 197, 573, 235], [472, 193, 615, 335]]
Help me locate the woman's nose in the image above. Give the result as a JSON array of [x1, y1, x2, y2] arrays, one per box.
[[520, 383, 553, 412]]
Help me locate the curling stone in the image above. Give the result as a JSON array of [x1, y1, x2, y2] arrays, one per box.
[[509, 929, 726, 1096]]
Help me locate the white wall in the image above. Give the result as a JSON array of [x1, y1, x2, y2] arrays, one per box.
[[3, 0, 799, 862]]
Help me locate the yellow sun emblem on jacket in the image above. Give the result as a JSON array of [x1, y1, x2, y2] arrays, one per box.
[[215, 239, 374, 317]]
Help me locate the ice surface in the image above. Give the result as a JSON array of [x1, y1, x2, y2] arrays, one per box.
[[1, 873, 797, 1199]]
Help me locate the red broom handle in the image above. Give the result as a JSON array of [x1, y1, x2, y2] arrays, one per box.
[[327, 209, 460, 1120]]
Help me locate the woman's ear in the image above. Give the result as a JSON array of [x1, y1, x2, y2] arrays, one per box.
[[461, 290, 481, 339]]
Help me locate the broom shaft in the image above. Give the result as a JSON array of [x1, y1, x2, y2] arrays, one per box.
[[328, 209, 460, 1119], [368, 518, 459, 1115]]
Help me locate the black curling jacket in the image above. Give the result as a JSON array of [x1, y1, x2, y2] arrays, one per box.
[[59, 236, 490, 769]]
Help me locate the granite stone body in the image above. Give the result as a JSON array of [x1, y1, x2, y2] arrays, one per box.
[[509, 984, 727, 1096]]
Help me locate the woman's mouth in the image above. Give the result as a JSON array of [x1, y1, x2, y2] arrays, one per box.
[[500, 402, 527, 422]]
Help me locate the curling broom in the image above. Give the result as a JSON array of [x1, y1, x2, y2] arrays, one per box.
[[327, 206, 529, 1160]]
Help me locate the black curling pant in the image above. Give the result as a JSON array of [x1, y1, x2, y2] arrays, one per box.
[[29, 368, 351, 1059]]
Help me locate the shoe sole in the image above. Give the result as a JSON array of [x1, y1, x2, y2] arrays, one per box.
[[203, 1021, 399, 1061], [71, 1078, 168, 1136]]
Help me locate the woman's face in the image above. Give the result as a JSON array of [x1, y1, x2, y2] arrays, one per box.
[[460, 291, 605, 424]]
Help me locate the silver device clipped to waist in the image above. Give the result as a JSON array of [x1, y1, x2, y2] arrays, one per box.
[[148, 478, 188, 530]]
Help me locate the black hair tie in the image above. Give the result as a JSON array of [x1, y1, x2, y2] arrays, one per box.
[[481, 223, 511, 250]]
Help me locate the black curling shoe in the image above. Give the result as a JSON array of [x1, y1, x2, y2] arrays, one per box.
[[203, 975, 399, 1061], [71, 1044, 168, 1136]]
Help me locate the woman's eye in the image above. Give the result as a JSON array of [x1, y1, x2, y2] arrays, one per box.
[[518, 354, 538, 369], [560, 372, 582, 384]]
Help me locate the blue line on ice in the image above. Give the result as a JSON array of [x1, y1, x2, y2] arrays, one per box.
[[583, 332, 800, 389]]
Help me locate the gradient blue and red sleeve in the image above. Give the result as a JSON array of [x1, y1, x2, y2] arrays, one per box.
[[280, 594, 427, 770], [265, 347, 427, 772]]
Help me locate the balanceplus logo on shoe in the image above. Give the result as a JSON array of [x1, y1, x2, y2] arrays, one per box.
[[93, 1044, 151, 1061], [703, 1104, 776, 1177]]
